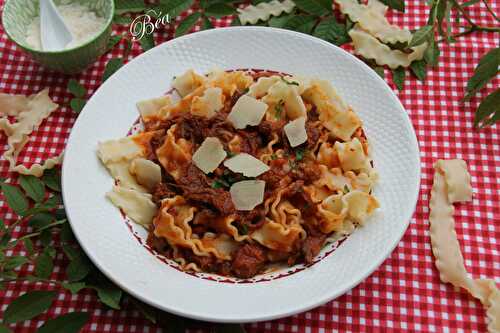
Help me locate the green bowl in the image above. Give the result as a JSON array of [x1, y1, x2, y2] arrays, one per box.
[[2, 0, 114, 74]]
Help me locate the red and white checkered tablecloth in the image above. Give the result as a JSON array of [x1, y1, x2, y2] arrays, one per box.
[[0, 0, 499, 331]]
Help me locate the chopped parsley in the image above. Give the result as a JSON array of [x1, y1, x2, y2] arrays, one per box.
[[236, 223, 248, 235], [270, 153, 278, 160], [295, 148, 307, 161], [227, 151, 236, 158], [281, 77, 299, 86], [211, 180, 227, 189], [343, 184, 350, 194], [275, 101, 284, 119], [241, 87, 250, 94]]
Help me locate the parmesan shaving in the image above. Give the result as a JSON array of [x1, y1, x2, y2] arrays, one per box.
[[227, 95, 268, 129], [230, 180, 266, 211], [349, 25, 427, 69], [237, 0, 296, 25], [136, 96, 172, 120], [129, 158, 162, 190], [0, 89, 61, 177], [191, 87, 224, 118], [192, 137, 227, 174], [430, 159, 500, 332], [335, 0, 411, 44], [223, 153, 270, 177], [284, 116, 308, 147]]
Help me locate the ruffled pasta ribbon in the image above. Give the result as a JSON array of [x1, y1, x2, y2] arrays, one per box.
[[0, 89, 62, 177], [430, 159, 499, 332]]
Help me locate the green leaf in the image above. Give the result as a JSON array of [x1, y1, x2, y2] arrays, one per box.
[[283, 15, 317, 34], [462, 0, 480, 6], [1, 183, 29, 216], [157, 0, 195, 18], [28, 214, 53, 231], [61, 282, 86, 294], [474, 88, 500, 128], [45, 246, 56, 259], [205, 3, 236, 17], [4, 256, 28, 270], [115, 0, 147, 15], [444, 1, 454, 42], [62, 244, 80, 261], [0, 324, 12, 333], [3, 290, 57, 324], [40, 230, 52, 247], [0, 219, 5, 232], [26, 194, 62, 215], [103, 58, 124, 82], [35, 251, 54, 279], [67, 79, 86, 98], [106, 35, 123, 52], [215, 323, 247, 333], [0, 232, 11, 248], [24, 238, 34, 255], [392, 67, 405, 91], [35, 312, 90, 333], [410, 60, 427, 81], [139, 33, 155, 52], [424, 37, 440, 67], [91, 284, 123, 309], [60, 223, 74, 243], [465, 47, 500, 100], [70, 98, 86, 114], [201, 16, 214, 30], [313, 17, 350, 46], [113, 15, 133, 25], [268, 13, 293, 28], [130, 297, 157, 323], [231, 16, 241, 26], [378, 0, 405, 11], [19, 175, 45, 203], [66, 255, 92, 282], [435, 0, 447, 37], [175, 12, 201, 37], [408, 25, 433, 47], [293, 0, 331, 16], [373, 66, 385, 79], [41, 169, 61, 192]]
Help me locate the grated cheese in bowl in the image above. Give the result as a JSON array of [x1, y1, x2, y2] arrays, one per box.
[[25, 3, 107, 51]]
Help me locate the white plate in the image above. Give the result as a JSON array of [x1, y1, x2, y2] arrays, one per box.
[[62, 27, 420, 323]]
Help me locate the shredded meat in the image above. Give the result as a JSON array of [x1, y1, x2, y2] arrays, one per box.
[[177, 164, 235, 215], [306, 121, 320, 149], [302, 233, 327, 264], [231, 244, 267, 278], [290, 162, 321, 184], [152, 183, 177, 204], [147, 229, 171, 255]]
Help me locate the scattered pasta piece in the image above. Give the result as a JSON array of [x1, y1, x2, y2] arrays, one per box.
[[429, 159, 499, 332], [191, 87, 224, 118], [284, 116, 307, 147], [237, 0, 295, 25], [227, 95, 268, 129], [172, 69, 206, 97], [335, 0, 411, 44], [224, 153, 270, 177], [136, 95, 172, 120], [192, 137, 227, 174], [129, 158, 162, 190], [349, 25, 427, 69], [334, 138, 371, 172], [0, 89, 61, 177], [107, 185, 157, 226], [230, 180, 266, 211]]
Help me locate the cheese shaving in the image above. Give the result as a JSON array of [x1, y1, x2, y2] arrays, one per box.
[[237, 0, 295, 25], [335, 0, 411, 44], [136, 96, 172, 120], [192, 137, 227, 174], [430, 159, 500, 332], [223, 153, 270, 177], [230, 180, 266, 211], [0, 89, 61, 177], [227, 95, 268, 129], [284, 116, 308, 147], [349, 25, 427, 69], [172, 69, 206, 97], [191, 87, 224, 118]]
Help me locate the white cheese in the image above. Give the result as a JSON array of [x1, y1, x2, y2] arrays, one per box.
[[223, 153, 270, 177], [227, 95, 267, 129], [129, 158, 162, 190], [230, 180, 266, 211], [284, 116, 308, 147], [192, 137, 227, 174]]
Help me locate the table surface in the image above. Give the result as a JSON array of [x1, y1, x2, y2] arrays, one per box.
[[0, 0, 499, 332]]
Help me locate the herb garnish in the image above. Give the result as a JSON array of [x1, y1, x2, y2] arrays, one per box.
[[275, 100, 284, 119]]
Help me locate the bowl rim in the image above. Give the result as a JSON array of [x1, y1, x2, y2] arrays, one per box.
[[62, 26, 422, 323], [2, 0, 115, 54]]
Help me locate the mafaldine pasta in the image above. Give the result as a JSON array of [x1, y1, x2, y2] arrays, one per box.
[[97, 69, 379, 278], [430, 160, 499, 332]]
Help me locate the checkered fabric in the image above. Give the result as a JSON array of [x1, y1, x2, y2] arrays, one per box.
[[0, 0, 498, 332]]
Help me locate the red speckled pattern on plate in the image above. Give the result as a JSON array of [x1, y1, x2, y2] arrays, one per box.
[[0, 0, 498, 332]]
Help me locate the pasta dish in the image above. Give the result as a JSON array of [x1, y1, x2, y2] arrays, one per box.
[[97, 69, 379, 278]]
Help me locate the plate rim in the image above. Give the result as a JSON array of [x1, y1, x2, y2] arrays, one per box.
[[62, 26, 421, 323]]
